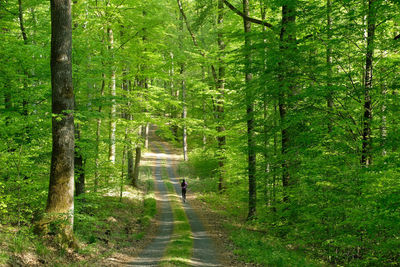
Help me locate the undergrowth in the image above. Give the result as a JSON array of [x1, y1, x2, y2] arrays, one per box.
[[0, 164, 157, 266], [186, 148, 323, 267]]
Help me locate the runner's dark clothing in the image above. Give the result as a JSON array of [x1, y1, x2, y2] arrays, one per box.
[[181, 179, 187, 202]]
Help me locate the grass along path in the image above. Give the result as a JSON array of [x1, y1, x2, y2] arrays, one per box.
[[129, 143, 174, 266], [159, 141, 221, 267], [159, 156, 193, 267]]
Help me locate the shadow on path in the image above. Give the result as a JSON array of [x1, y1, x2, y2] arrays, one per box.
[[128, 143, 173, 266]]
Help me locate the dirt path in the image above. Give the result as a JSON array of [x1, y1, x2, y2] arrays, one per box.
[[129, 128, 220, 266], [161, 144, 220, 267], [128, 144, 174, 266]]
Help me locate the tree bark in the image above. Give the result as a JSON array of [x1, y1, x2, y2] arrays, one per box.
[[94, 73, 105, 192], [361, 0, 376, 167], [170, 52, 179, 140], [278, 2, 296, 202], [18, 0, 29, 117], [217, 0, 226, 192], [108, 27, 116, 163], [326, 0, 333, 133], [182, 66, 188, 161], [131, 126, 142, 186], [44, 0, 75, 246], [128, 144, 135, 186], [145, 122, 149, 149], [260, 1, 271, 207], [74, 123, 85, 196], [243, 0, 256, 220], [18, 0, 28, 44]]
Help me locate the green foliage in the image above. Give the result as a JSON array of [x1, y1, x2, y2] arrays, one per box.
[[187, 148, 219, 180], [0, 182, 7, 214], [231, 229, 320, 267], [2, 0, 400, 265]]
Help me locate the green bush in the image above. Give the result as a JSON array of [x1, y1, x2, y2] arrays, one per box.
[[231, 229, 320, 267], [0, 182, 6, 215], [143, 197, 157, 218], [187, 148, 219, 179]]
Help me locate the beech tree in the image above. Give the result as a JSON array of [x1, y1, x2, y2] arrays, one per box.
[[42, 0, 75, 246]]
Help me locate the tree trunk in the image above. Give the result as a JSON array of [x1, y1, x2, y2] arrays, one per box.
[[18, 0, 28, 44], [94, 73, 105, 192], [326, 0, 333, 133], [120, 132, 127, 201], [75, 124, 85, 196], [108, 27, 116, 163], [278, 2, 296, 202], [361, 0, 376, 167], [145, 123, 149, 149], [217, 0, 226, 192], [181, 64, 188, 161], [243, 0, 256, 220], [131, 126, 143, 187], [260, 0, 270, 208], [169, 52, 179, 140], [201, 66, 207, 148], [128, 143, 135, 186], [44, 0, 75, 246], [18, 0, 29, 117]]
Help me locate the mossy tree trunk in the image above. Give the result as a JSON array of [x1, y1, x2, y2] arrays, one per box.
[[43, 0, 75, 247]]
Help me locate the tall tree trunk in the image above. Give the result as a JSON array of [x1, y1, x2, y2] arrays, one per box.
[[381, 78, 387, 156], [181, 64, 188, 161], [18, 0, 28, 43], [217, 0, 226, 192], [75, 123, 85, 196], [361, 0, 376, 167], [169, 52, 179, 140], [120, 131, 127, 201], [18, 0, 29, 117], [243, 0, 256, 220], [127, 140, 135, 186], [260, 0, 270, 208], [326, 0, 333, 133], [145, 123, 149, 149], [131, 126, 142, 187], [44, 0, 75, 246], [108, 27, 116, 163], [94, 74, 105, 192], [278, 2, 297, 202], [201, 66, 207, 148]]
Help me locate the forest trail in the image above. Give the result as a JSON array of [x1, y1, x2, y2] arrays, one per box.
[[129, 126, 220, 266]]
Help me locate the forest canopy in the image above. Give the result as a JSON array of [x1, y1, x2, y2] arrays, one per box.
[[1, 0, 400, 265]]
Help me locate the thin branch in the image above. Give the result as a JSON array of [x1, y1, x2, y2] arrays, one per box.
[[176, 0, 218, 84], [116, 30, 140, 50], [177, 0, 203, 56], [222, 0, 274, 29]]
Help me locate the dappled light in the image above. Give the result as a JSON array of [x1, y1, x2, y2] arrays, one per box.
[[1, 0, 400, 265]]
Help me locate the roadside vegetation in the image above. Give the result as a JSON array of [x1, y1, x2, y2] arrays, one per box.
[[0, 166, 156, 266]]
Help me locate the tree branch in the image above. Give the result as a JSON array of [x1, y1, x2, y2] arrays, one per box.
[[177, 0, 204, 56], [395, 33, 400, 40], [222, 0, 274, 29], [176, 0, 218, 84]]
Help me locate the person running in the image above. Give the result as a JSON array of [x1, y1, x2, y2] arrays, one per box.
[[181, 179, 188, 202]]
